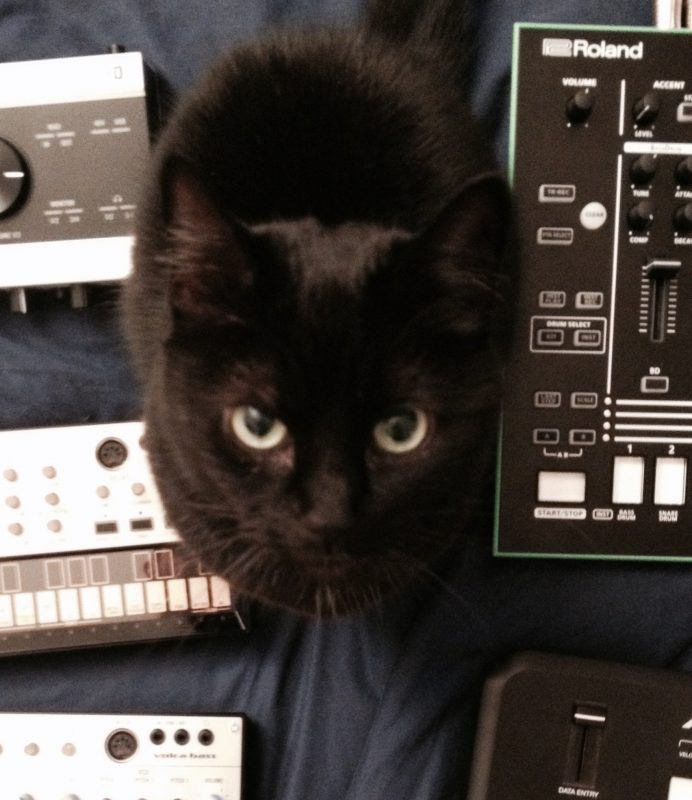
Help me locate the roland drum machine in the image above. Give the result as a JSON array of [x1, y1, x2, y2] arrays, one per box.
[[0, 712, 244, 800], [0, 421, 245, 656], [495, 24, 692, 560], [0, 51, 155, 309]]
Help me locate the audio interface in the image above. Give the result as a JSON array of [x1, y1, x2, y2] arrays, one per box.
[[495, 24, 692, 560], [0, 51, 154, 305], [0, 711, 244, 800], [468, 652, 692, 800], [0, 421, 245, 656]]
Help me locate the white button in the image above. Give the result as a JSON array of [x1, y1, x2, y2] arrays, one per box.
[[0, 595, 13, 628], [167, 578, 189, 611], [669, 776, 692, 800], [188, 577, 210, 610], [13, 593, 36, 626], [79, 586, 102, 620], [35, 590, 58, 624], [580, 201, 608, 230], [612, 456, 645, 504], [210, 575, 232, 608], [145, 581, 167, 613], [654, 457, 687, 506], [57, 588, 80, 622], [124, 582, 146, 615], [537, 471, 586, 503], [101, 584, 124, 618]]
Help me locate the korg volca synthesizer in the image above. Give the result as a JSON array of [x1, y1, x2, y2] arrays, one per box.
[[0, 421, 245, 655], [0, 711, 244, 800], [496, 24, 692, 560]]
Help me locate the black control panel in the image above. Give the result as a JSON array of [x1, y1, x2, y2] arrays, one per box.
[[468, 652, 692, 800], [495, 24, 692, 560]]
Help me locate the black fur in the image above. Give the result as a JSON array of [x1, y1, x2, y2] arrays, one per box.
[[123, 0, 513, 617]]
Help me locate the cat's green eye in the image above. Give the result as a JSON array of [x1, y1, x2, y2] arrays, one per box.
[[373, 408, 428, 454], [228, 406, 288, 450]]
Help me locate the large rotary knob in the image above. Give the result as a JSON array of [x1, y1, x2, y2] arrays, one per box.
[[566, 89, 595, 124], [0, 138, 29, 218], [674, 203, 692, 232], [627, 200, 655, 230], [632, 92, 660, 126], [630, 154, 657, 184], [676, 156, 692, 186]]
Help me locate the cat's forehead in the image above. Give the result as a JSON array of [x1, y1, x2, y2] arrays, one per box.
[[250, 217, 409, 294]]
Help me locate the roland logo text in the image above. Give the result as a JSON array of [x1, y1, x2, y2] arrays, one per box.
[[542, 37, 644, 60]]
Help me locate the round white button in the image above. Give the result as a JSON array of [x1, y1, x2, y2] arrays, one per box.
[[580, 201, 608, 230]]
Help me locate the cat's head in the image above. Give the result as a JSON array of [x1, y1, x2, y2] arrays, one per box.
[[137, 161, 512, 617]]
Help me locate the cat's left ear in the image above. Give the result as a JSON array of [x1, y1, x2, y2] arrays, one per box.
[[422, 172, 512, 269], [161, 158, 257, 325]]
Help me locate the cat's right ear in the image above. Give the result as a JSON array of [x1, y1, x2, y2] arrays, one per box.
[[160, 159, 255, 326]]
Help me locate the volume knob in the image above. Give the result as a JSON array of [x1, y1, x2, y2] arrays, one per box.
[[627, 200, 655, 230], [632, 92, 660, 126], [0, 138, 29, 218], [566, 89, 595, 124]]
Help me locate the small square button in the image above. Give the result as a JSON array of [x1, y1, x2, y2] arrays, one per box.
[[571, 392, 598, 409], [533, 428, 560, 445], [534, 391, 562, 408], [569, 429, 597, 445]]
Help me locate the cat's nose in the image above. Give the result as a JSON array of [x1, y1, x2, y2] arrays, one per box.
[[303, 505, 351, 538]]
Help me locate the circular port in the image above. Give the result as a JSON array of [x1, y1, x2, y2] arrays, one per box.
[[96, 438, 128, 470], [105, 728, 138, 761], [173, 728, 190, 745], [150, 728, 165, 745], [198, 728, 215, 746]]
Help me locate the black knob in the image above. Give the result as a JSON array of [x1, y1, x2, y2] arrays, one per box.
[[628, 200, 655, 230], [676, 156, 692, 186], [0, 138, 29, 218], [674, 203, 692, 232], [566, 89, 595, 124], [632, 92, 660, 126], [630, 154, 658, 184]]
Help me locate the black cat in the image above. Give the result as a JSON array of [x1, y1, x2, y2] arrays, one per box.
[[123, 0, 513, 617]]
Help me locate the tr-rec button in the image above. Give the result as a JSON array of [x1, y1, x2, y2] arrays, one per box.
[[539, 184, 576, 203]]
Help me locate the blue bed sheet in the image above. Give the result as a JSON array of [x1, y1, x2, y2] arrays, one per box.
[[2, 3, 691, 800]]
